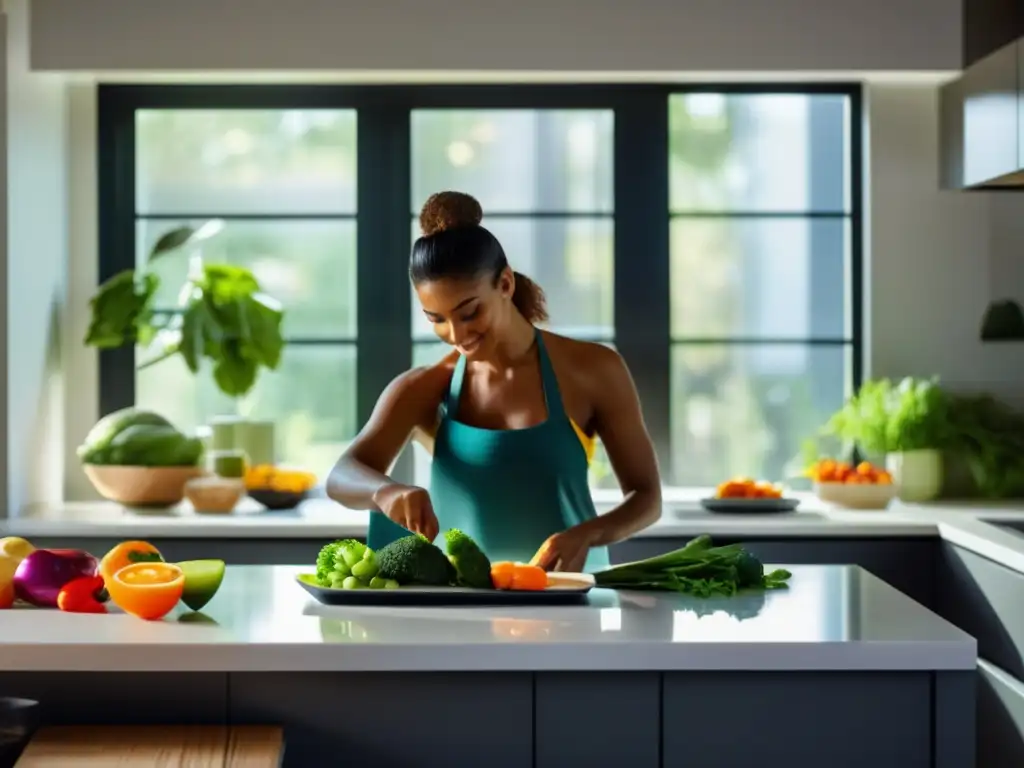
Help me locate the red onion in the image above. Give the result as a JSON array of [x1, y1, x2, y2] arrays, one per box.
[[14, 549, 99, 608]]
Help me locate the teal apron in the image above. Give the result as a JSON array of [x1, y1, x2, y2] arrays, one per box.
[[367, 330, 610, 572]]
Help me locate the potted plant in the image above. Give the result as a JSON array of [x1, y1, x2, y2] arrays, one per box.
[[824, 378, 950, 502], [84, 222, 286, 460]]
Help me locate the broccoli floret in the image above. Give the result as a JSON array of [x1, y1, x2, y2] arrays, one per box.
[[735, 550, 765, 588], [315, 540, 345, 585], [444, 529, 493, 589], [376, 535, 455, 586]]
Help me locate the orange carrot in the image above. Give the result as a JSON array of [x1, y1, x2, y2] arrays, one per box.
[[510, 564, 548, 592], [490, 562, 516, 590]]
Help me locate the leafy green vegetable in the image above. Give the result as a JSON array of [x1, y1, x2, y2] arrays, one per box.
[[592, 535, 791, 597], [444, 529, 493, 589], [376, 535, 456, 586]]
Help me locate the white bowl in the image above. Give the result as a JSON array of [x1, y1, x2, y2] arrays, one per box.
[[814, 482, 898, 510]]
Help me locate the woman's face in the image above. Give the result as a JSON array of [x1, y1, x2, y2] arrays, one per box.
[[415, 268, 514, 359]]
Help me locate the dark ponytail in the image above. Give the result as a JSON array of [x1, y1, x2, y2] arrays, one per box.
[[411, 191, 548, 324], [511, 271, 548, 323]]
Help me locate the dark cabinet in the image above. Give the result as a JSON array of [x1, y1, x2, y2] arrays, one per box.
[[964, 0, 1021, 67]]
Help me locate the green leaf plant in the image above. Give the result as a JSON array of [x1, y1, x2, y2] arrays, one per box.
[[85, 221, 285, 399]]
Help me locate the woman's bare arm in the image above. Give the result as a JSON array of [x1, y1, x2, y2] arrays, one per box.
[[326, 366, 446, 509], [577, 347, 662, 545]]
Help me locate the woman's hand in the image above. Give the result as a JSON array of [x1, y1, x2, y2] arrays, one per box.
[[530, 525, 598, 573], [372, 483, 439, 542]]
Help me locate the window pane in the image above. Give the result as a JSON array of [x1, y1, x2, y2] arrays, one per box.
[[137, 220, 357, 339], [136, 344, 357, 478], [136, 109, 357, 214], [670, 344, 849, 486], [670, 218, 849, 340], [669, 94, 849, 213], [412, 341, 450, 369], [410, 217, 614, 340], [411, 110, 613, 213]]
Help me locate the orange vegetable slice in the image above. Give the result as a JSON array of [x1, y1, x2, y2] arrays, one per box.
[[99, 540, 163, 585], [490, 561, 516, 590], [106, 562, 184, 621], [510, 564, 548, 591]]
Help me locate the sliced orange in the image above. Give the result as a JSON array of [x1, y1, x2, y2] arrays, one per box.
[[99, 540, 163, 584], [107, 562, 184, 621]]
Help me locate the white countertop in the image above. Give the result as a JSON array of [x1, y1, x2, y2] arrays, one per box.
[[7, 494, 1024, 582], [0, 564, 975, 673], [2, 491, 942, 539]]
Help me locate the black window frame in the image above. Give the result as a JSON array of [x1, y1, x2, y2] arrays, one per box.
[[97, 82, 863, 485]]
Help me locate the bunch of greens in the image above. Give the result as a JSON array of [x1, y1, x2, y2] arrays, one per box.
[[592, 535, 791, 597], [85, 223, 285, 399], [824, 377, 950, 455], [945, 394, 1024, 498]]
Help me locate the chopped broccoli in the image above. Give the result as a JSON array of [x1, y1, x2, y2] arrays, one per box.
[[316, 539, 367, 586], [316, 540, 345, 585], [376, 535, 455, 586], [336, 539, 368, 569], [444, 529, 493, 589]]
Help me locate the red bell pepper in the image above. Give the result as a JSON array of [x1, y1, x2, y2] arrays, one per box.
[[57, 575, 108, 614]]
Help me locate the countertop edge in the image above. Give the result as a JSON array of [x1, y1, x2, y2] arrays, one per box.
[[0, 641, 978, 673]]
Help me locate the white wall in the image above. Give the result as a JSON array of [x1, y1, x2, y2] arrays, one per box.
[[29, 0, 960, 73], [866, 83, 1024, 404], [5, 0, 68, 514]]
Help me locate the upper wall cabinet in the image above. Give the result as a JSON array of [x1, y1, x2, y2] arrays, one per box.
[[963, 0, 1021, 66], [941, 42, 1024, 188]]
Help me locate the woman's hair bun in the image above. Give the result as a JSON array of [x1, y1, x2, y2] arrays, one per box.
[[419, 191, 483, 236]]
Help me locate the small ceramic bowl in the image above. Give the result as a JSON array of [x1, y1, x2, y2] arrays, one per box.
[[184, 476, 245, 514], [814, 482, 898, 510]]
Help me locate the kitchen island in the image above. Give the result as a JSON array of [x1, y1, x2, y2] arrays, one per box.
[[0, 564, 975, 768]]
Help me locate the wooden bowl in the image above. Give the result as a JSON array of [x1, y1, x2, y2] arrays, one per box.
[[83, 465, 204, 507], [185, 477, 245, 514], [814, 482, 898, 510]]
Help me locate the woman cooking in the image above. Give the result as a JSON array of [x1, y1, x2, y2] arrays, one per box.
[[327, 191, 661, 572]]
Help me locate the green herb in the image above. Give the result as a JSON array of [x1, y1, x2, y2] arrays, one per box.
[[591, 535, 791, 597], [824, 377, 950, 455]]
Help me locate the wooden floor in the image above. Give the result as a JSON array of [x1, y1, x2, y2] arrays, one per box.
[[15, 725, 283, 767]]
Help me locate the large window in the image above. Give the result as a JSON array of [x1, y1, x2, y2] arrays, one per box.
[[130, 109, 359, 473], [667, 93, 857, 486], [407, 109, 616, 487], [97, 85, 861, 490]]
